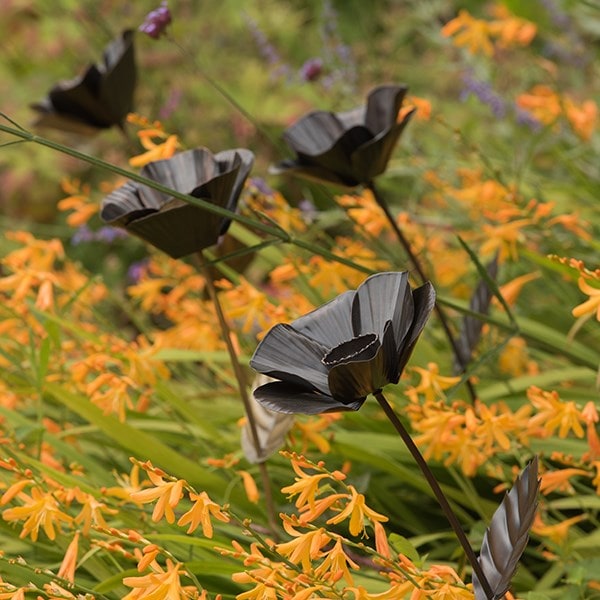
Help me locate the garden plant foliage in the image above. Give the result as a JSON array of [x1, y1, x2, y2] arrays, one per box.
[[0, 1, 599, 598]]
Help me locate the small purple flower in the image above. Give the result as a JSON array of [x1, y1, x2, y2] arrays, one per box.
[[514, 107, 543, 132], [460, 71, 506, 119], [139, 1, 172, 39], [299, 58, 323, 82], [71, 225, 95, 245], [96, 226, 128, 243], [127, 259, 149, 284]]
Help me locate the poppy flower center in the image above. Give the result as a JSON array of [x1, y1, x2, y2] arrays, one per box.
[[322, 333, 380, 368]]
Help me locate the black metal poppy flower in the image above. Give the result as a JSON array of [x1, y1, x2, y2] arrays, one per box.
[[101, 147, 254, 258], [31, 30, 136, 134], [271, 85, 414, 187], [250, 272, 435, 414]]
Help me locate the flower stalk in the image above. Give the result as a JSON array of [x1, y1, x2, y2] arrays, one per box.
[[368, 181, 477, 403], [195, 251, 279, 536], [374, 389, 493, 599]]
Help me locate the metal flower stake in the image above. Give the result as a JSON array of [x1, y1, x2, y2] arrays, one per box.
[[272, 84, 477, 401], [31, 30, 136, 135], [101, 146, 280, 534], [250, 271, 539, 599]]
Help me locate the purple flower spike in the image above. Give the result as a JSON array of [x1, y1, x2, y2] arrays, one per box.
[[139, 1, 172, 39]]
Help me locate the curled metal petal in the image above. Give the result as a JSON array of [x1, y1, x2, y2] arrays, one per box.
[[31, 30, 136, 134]]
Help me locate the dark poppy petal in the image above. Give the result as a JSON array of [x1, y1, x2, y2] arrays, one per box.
[[141, 148, 216, 205], [250, 324, 331, 394], [124, 202, 222, 258], [350, 112, 414, 182], [397, 281, 436, 372], [323, 333, 379, 367], [46, 68, 112, 128], [31, 30, 136, 132], [352, 272, 413, 346], [254, 381, 363, 414], [327, 339, 390, 403], [98, 29, 136, 124], [364, 85, 408, 134], [283, 111, 348, 155], [296, 125, 373, 186], [291, 290, 355, 348], [214, 149, 255, 214], [380, 320, 401, 384], [101, 182, 144, 224]]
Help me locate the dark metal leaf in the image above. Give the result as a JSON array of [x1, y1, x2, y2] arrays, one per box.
[[254, 381, 363, 414], [291, 290, 355, 349], [454, 255, 499, 373], [249, 324, 331, 394], [473, 457, 540, 600], [241, 375, 295, 464]]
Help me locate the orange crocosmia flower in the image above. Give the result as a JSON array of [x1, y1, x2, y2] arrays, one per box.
[[547, 211, 592, 241], [572, 277, 600, 321], [582, 404, 600, 461], [57, 531, 79, 583], [532, 513, 586, 545], [314, 537, 359, 585], [2, 487, 72, 541], [488, 5, 537, 48], [539, 467, 589, 495], [516, 85, 562, 125], [129, 472, 185, 524], [57, 178, 98, 227], [404, 95, 431, 121], [129, 125, 180, 168], [527, 386, 585, 439], [496, 272, 540, 307], [405, 362, 461, 404], [237, 470, 260, 504], [498, 336, 538, 377], [73, 492, 118, 535], [480, 219, 531, 262], [441, 10, 495, 56], [336, 190, 388, 238], [122, 559, 196, 600], [276, 527, 330, 571], [564, 97, 598, 141], [102, 465, 142, 502], [281, 471, 332, 511], [326, 485, 388, 537], [177, 491, 229, 537]]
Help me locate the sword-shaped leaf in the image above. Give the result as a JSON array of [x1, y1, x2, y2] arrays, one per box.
[[473, 456, 540, 600]]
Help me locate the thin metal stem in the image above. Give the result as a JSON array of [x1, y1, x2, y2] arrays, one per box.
[[367, 181, 477, 403], [195, 252, 279, 537], [374, 390, 493, 599]]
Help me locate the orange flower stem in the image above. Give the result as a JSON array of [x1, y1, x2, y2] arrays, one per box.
[[367, 181, 477, 403], [374, 390, 493, 599], [196, 252, 279, 538]]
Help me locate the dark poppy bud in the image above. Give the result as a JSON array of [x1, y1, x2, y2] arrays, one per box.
[[139, 2, 172, 39], [270, 84, 415, 187], [250, 271, 435, 414], [100, 147, 254, 258], [299, 57, 323, 82], [30, 30, 136, 135]]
